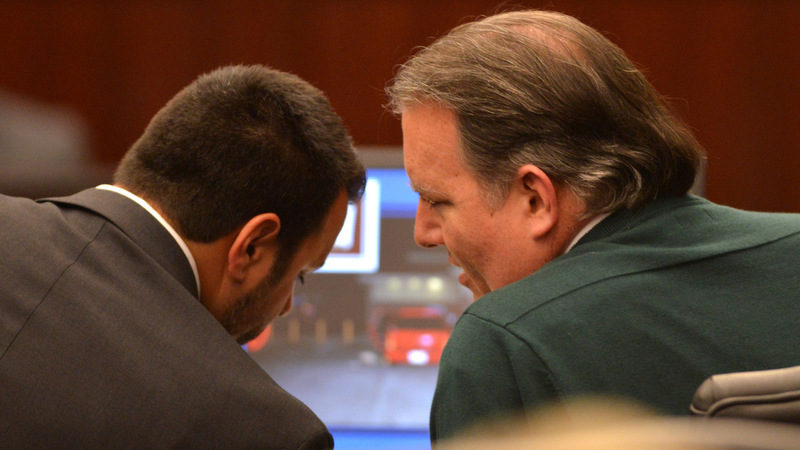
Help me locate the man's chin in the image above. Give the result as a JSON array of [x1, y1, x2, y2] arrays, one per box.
[[458, 272, 485, 300], [279, 297, 293, 316], [235, 323, 268, 345]]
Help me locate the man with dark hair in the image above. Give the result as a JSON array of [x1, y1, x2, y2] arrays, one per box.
[[1, 65, 365, 448], [386, 10, 800, 443]]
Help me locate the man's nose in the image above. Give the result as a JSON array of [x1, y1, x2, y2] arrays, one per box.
[[414, 201, 443, 248]]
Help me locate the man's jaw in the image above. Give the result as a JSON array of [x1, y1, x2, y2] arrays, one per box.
[[448, 256, 465, 285]]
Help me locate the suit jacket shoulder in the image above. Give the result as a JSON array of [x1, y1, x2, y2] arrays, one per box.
[[0, 190, 332, 449], [467, 195, 800, 325]]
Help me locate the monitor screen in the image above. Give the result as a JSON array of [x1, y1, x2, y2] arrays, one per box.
[[246, 147, 472, 429]]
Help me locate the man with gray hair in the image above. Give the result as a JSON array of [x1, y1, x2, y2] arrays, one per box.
[[386, 10, 800, 442]]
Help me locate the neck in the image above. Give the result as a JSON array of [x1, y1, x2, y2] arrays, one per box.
[[550, 187, 592, 256]]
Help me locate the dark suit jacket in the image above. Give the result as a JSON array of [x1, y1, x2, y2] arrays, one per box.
[[430, 195, 800, 441], [0, 188, 333, 449]]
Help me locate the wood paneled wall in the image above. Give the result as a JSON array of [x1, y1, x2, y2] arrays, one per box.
[[1, 0, 798, 211]]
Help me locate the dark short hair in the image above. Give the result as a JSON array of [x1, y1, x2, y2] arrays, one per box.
[[387, 10, 704, 214], [115, 65, 365, 255]]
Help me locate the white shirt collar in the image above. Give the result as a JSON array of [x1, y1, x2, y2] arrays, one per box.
[[96, 184, 201, 297], [564, 212, 610, 254]]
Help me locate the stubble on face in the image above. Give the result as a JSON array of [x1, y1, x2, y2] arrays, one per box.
[[218, 275, 276, 344], [218, 254, 290, 344]]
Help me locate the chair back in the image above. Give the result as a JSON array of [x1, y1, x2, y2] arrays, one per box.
[[690, 365, 800, 424]]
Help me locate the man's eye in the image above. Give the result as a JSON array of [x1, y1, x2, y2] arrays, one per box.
[[421, 197, 439, 207]]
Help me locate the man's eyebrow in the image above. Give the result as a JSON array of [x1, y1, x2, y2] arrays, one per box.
[[409, 181, 445, 197]]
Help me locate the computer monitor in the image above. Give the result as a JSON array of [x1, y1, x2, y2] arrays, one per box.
[[247, 147, 472, 429]]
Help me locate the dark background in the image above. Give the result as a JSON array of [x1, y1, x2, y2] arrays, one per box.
[[1, 0, 798, 212]]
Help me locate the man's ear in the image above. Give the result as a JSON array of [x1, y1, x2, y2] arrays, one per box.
[[227, 213, 281, 283], [517, 164, 559, 238]]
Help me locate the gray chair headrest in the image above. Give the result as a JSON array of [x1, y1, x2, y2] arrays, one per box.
[[690, 365, 800, 424]]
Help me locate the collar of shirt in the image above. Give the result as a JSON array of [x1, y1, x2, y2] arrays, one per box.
[[564, 212, 611, 254], [96, 184, 201, 297]]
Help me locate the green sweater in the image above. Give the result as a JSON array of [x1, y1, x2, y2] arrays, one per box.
[[430, 195, 800, 441]]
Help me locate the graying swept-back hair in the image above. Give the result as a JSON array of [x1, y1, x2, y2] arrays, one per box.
[[387, 10, 704, 214]]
